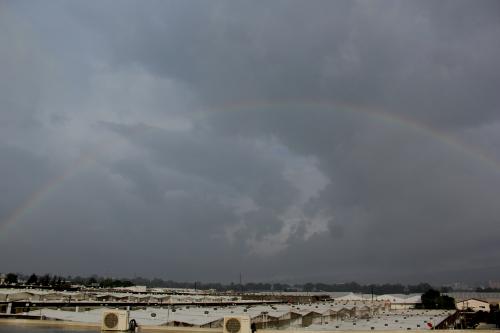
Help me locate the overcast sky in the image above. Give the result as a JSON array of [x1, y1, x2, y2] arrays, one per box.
[[1, 0, 500, 285]]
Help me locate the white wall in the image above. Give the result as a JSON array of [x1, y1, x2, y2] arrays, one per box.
[[456, 299, 490, 312]]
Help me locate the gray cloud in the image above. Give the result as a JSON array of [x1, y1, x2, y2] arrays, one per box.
[[1, 0, 500, 284]]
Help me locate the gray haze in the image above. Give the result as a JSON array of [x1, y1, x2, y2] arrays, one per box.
[[1, 0, 500, 284]]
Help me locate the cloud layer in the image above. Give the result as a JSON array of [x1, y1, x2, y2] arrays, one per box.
[[1, 0, 500, 284]]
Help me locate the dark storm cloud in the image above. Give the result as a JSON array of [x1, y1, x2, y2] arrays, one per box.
[[1, 0, 500, 283], [71, 0, 500, 127]]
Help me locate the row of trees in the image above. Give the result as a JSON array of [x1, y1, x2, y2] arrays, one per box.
[[2, 273, 132, 289], [98, 278, 448, 293], [300, 282, 446, 294], [1, 272, 452, 294], [2, 273, 71, 288], [26, 273, 66, 287]]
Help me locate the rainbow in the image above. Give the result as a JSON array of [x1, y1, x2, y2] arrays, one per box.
[[2, 100, 499, 236], [204, 100, 500, 172], [0, 150, 100, 239]]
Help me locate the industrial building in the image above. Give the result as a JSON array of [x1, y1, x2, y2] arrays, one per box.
[[455, 298, 491, 312]]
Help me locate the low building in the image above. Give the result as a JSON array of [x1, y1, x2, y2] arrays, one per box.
[[456, 298, 490, 312], [119, 285, 147, 293]]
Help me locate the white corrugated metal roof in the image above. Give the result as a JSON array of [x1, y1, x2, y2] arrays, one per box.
[[307, 310, 454, 331], [21, 303, 442, 329]]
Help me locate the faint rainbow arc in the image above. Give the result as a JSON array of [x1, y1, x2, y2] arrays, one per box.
[[2, 100, 500, 234], [202, 100, 500, 172], [0, 152, 99, 236]]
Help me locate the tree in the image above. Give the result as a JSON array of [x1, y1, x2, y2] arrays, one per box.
[[99, 278, 114, 288], [5, 273, 18, 284], [86, 277, 97, 286], [421, 289, 455, 309], [27, 273, 38, 285], [437, 294, 456, 309], [121, 280, 133, 287], [39, 274, 51, 286], [50, 275, 58, 286]]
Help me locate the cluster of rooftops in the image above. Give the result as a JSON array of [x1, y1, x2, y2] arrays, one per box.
[[0, 289, 422, 304], [0, 289, 242, 303], [6, 289, 490, 330], [17, 300, 454, 330]]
